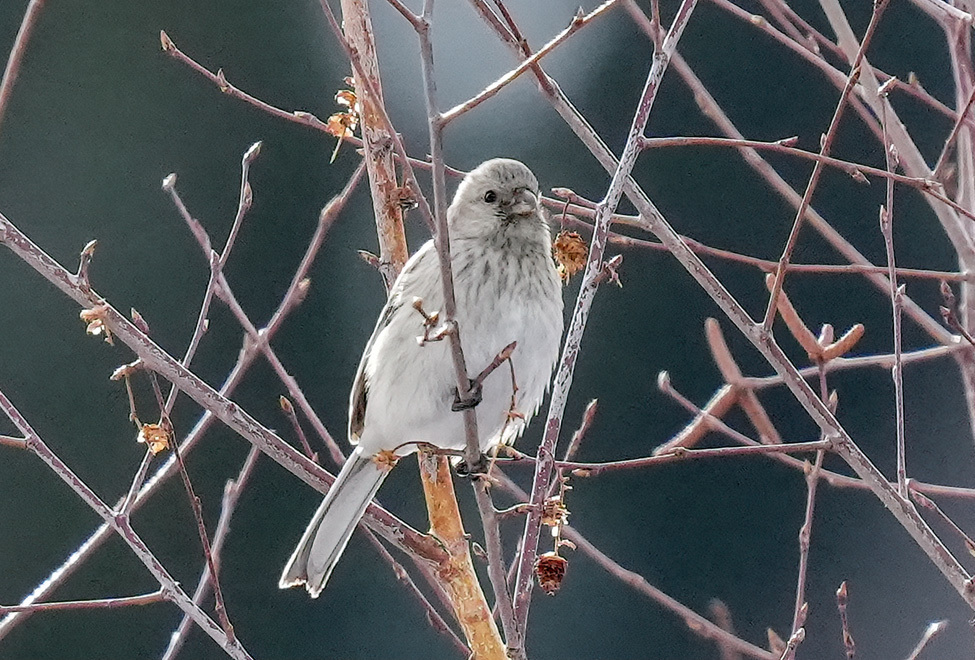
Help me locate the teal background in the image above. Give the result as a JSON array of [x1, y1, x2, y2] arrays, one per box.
[[1, 1, 973, 658]]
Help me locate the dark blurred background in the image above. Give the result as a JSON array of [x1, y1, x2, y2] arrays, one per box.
[[1, 1, 973, 658]]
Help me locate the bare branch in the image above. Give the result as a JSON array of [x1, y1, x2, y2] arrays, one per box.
[[0, 590, 166, 615], [162, 448, 260, 660], [441, 1, 619, 124], [905, 620, 948, 660], [0, 0, 44, 136], [763, 0, 890, 331], [0, 388, 253, 659], [512, 0, 700, 630]]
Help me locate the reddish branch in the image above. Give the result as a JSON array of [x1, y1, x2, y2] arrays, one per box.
[[0, 388, 253, 659], [0, 208, 445, 594], [763, 0, 891, 330], [512, 0, 700, 633], [162, 448, 260, 660], [0, 0, 44, 137], [0, 590, 166, 615]]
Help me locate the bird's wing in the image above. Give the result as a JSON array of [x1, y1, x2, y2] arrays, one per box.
[[348, 240, 436, 444], [348, 298, 399, 444]]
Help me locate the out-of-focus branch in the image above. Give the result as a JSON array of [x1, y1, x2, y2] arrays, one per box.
[[763, 0, 891, 330], [0, 0, 44, 137]]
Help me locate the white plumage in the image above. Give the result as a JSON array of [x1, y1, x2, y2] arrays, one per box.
[[280, 158, 564, 597]]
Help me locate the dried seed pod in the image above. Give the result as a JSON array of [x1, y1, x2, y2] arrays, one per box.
[[552, 231, 588, 283], [540, 496, 570, 529], [138, 423, 171, 455], [535, 552, 568, 595]]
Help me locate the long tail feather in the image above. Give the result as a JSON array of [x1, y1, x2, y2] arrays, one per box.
[[279, 447, 387, 598]]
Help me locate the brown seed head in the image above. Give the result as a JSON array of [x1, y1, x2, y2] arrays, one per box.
[[535, 551, 568, 595]]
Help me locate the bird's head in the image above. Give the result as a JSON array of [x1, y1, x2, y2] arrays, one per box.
[[448, 158, 546, 240]]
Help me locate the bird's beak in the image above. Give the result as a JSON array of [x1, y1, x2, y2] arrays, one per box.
[[505, 188, 537, 220]]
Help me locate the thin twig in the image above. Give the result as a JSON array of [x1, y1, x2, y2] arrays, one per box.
[[790, 366, 831, 639], [563, 398, 598, 462], [905, 620, 948, 660], [440, 1, 619, 124], [0, 590, 166, 615], [472, 478, 518, 657], [507, 440, 832, 475], [558, 209, 970, 281], [0, 0, 44, 137], [119, 449, 155, 516], [162, 447, 260, 660], [0, 388, 253, 659], [763, 0, 891, 331], [160, 31, 332, 133], [512, 0, 700, 632], [279, 396, 317, 463], [639, 135, 925, 192], [742, 344, 964, 390], [910, 488, 975, 558], [836, 581, 855, 660], [879, 93, 908, 497], [148, 373, 235, 641], [361, 531, 469, 656]]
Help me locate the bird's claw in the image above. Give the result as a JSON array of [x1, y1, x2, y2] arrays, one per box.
[[451, 379, 483, 412], [454, 453, 490, 478]]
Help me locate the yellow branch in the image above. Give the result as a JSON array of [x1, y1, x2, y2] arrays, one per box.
[[419, 451, 506, 660]]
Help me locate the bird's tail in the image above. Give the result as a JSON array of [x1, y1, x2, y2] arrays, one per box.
[[278, 446, 388, 598]]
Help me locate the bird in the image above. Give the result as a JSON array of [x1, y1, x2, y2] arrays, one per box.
[[279, 158, 564, 598]]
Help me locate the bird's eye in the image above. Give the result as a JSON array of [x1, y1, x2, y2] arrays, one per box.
[[483, 190, 497, 204]]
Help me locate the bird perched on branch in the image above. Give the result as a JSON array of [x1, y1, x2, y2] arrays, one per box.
[[279, 158, 564, 597]]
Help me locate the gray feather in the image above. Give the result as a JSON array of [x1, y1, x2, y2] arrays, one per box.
[[278, 447, 388, 597]]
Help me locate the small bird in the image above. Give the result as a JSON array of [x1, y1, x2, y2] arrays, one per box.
[[279, 158, 564, 597]]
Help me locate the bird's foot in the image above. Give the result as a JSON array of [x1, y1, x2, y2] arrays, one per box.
[[451, 379, 483, 412], [454, 453, 490, 478]]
